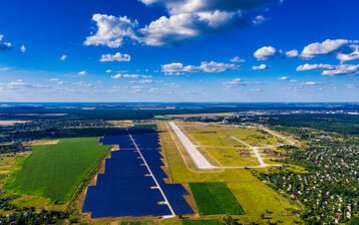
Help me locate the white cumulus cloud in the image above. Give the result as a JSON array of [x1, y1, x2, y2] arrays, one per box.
[[296, 63, 359, 76], [300, 39, 355, 59], [78, 71, 87, 76], [252, 15, 266, 25], [84, 14, 139, 48], [230, 56, 245, 63], [84, 0, 277, 47], [100, 52, 131, 62], [20, 45, 26, 53], [0, 34, 12, 50], [278, 76, 289, 80], [161, 61, 237, 74], [252, 64, 268, 70], [60, 54, 67, 61], [285, 49, 298, 58], [253, 46, 276, 60], [111, 73, 151, 79], [296, 63, 334, 71], [322, 64, 359, 76], [337, 45, 359, 63]]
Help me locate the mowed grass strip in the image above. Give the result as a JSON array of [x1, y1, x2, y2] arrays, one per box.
[[182, 220, 223, 225], [6, 137, 110, 203], [189, 182, 245, 215]]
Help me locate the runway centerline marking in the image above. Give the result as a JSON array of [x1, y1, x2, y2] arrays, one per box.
[[127, 129, 176, 218]]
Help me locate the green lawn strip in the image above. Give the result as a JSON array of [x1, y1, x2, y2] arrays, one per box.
[[189, 182, 245, 215], [182, 219, 223, 225], [5, 137, 110, 203], [121, 221, 144, 225]]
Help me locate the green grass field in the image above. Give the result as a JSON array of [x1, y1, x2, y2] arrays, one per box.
[[6, 137, 110, 203], [180, 122, 284, 147], [182, 220, 223, 225], [190, 183, 245, 215]]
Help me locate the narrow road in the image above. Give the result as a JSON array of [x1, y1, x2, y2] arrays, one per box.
[[168, 122, 217, 170], [231, 136, 268, 168]]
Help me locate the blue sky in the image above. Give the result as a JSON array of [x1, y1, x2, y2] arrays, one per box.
[[0, 0, 358, 102]]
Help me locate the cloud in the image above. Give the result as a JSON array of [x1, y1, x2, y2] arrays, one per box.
[[60, 54, 67, 61], [85, 0, 277, 47], [161, 62, 197, 74], [130, 85, 145, 93], [139, 10, 247, 46], [301, 81, 320, 86], [111, 73, 151, 79], [223, 78, 247, 88], [138, 0, 275, 46], [78, 71, 87, 76], [230, 56, 245, 63], [105, 69, 113, 73], [278, 76, 289, 80], [49, 78, 65, 85], [253, 46, 276, 60], [278, 76, 297, 82], [100, 52, 131, 62], [296, 63, 334, 71], [200, 61, 238, 72], [300, 39, 357, 59], [49, 78, 60, 82], [84, 14, 139, 48], [337, 45, 359, 62], [20, 45, 26, 53], [252, 64, 267, 70], [322, 64, 359, 76], [139, 0, 274, 13], [252, 15, 266, 25], [72, 81, 95, 88], [296, 63, 359, 76], [161, 61, 237, 74], [285, 49, 298, 58], [137, 79, 153, 84], [0, 34, 12, 50], [0, 79, 47, 90]]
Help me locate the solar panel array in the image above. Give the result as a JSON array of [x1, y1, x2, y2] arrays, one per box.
[[83, 128, 193, 218]]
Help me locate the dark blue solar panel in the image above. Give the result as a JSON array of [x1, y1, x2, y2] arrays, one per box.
[[83, 128, 193, 218]]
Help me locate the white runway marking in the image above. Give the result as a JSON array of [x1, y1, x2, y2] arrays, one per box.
[[127, 130, 175, 218], [169, 122, 217, 170]]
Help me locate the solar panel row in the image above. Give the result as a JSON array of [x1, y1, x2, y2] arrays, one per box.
[[83, 128, 193, 218]]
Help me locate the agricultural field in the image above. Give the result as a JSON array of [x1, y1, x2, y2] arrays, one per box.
[[159, 121, 303, 224], [0, 153, 30, 185], [5, 137, 110, 203], [189, 182, 244, 215]]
